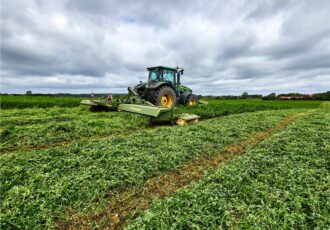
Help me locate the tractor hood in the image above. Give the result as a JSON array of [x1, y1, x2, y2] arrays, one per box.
[[134, 81, 173, 90], [178, 85, 192, 93], [134, 82, 192, 93], [134, 81, 148, 90]]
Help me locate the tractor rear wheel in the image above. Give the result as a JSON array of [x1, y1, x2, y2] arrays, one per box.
[[149, 86, 176, 107], [186, 94, 198, 106]]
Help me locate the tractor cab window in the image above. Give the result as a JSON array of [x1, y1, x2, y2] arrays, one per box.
[[149, 70, 160, 81], [162, 70, 175, 84]]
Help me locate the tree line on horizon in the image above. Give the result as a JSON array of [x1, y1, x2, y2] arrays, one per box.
[[202, 91, 330, 100]]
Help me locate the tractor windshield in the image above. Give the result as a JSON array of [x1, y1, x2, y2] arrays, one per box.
[[163, 70, 175, 84], [149, 70, 160, 82], [148, 68, 176, 84]]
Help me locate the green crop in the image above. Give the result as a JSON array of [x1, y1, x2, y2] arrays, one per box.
[[0, 95, 83, 109], [0, 109, 299, 229], [0, 100, 321, 152], [0, 107, 149, 152], [127, 106, 330, 229], [0, 98, 324, 229], [0, 95, 322, 110], [176, 99, 322, 118]]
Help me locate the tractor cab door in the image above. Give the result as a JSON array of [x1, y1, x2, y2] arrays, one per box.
[[148, 68, 176, 86], [162, 69, 175, 85]]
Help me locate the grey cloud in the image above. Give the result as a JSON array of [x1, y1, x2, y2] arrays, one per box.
[[1, 0, 329, 94], [246, 0, 296, 20]]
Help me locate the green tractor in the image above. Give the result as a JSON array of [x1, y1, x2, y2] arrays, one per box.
[[81, 66, 205, 124], [134, 66, 198, 107]]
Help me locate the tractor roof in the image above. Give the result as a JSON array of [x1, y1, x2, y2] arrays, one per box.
[[147, 66, 179, 71]]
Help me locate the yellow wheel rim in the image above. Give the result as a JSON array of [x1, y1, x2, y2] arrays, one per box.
[[188, 99, 197, 106], [161, 94, 173, 107]]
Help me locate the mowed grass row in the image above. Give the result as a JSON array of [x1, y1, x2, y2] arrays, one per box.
[[0, 100, 321, 152], [0, 109, 300, 229], [127, 105, 330, 229], [0, 108, 149, 152], [1, 100, 320, 123]]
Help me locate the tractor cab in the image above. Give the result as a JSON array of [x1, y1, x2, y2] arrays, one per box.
[[134, 66, 197, 107], [147, 66, 183, 87]]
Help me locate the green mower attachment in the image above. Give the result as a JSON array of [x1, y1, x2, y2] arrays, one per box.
[[80, 87, 202, 125], [118, 104, 199, 124]]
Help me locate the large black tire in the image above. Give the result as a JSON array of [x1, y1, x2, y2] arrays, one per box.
[[179, 92, 191, 105], [149, 86, 177, 107], [185, 94, 198, 106]]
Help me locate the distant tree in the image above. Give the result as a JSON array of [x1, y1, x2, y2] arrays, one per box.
[[249, 94, 263, 99], [262, 93, 276, 100], [314, 91, 330, 100], [241, 92, 248, 99]]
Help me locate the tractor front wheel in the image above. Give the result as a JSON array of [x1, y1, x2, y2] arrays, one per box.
[[149, 86, 176, 107]]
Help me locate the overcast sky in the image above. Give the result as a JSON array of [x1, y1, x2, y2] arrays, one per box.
[[1, 0, 330, 95]]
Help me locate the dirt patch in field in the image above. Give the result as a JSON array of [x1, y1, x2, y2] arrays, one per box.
[[58, 111, 309, 230]]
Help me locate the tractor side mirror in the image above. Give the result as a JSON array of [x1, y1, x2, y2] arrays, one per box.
[[181, 70, 184, 75]]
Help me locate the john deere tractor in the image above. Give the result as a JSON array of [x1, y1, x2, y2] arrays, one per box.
[[133, 66, 198, 107], [81, 66, 205, 124]]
